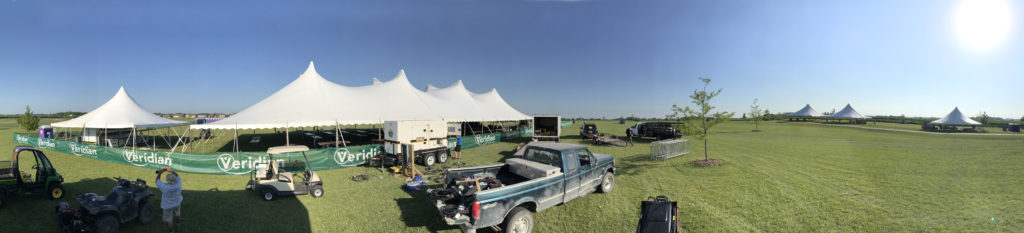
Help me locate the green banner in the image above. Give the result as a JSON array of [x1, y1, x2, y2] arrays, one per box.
[[13, 133, 380, 175], [13, 131, 521, 175]]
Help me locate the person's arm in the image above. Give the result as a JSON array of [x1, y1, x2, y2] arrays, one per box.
[[156, 169, 164, 183]]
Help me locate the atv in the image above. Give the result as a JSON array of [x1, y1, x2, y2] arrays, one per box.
[[55, 177, 155, 233]]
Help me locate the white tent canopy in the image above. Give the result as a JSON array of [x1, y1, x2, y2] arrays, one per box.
[[929, 107, 981, 126], [192, 62, 529, 130], [52, 86, 187, 129], [826, 104, 870, 119], [787, 104, 823, 117]]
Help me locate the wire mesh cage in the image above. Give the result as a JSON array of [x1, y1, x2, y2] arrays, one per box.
[[650, 139, 688, 161]]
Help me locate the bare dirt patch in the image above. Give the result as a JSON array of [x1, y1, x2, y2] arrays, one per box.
[[692, 158, 722, 167]]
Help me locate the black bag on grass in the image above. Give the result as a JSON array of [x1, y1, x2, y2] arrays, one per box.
[[636, 196, 679, 233]]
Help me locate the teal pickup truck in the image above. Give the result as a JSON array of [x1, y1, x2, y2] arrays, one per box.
[[428, 143, 615, 233]]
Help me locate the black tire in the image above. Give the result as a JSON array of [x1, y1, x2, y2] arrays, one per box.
[[437, 150, 448, 164], [94, 214, 119, 233], [311, 186, 324, 198], [599, 172, 614, 193], [262, 189, 276, 201], [502, 207, 534, 233], [48, 184, 64, 200], [424, 153, 436, 167], [138, 200, 155, 224]]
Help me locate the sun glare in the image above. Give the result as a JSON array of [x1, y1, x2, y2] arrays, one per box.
[[954, 0, 1013, 52]]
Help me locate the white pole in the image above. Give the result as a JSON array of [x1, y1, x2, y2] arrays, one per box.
[[285, 122, 290, 145]]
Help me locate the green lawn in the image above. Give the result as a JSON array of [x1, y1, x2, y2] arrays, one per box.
[[0, 119, 1022, 232]]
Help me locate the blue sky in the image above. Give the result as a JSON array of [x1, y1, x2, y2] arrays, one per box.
[[1, 0, 1021, 119]]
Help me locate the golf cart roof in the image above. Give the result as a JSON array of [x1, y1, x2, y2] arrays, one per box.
[[267, 145, 310, 154]]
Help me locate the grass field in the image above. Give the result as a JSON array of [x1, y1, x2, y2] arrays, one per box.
[[1, 118, 1022, 232]]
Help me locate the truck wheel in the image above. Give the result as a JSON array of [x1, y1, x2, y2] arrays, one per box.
[[437, 150, 448, 164], [138, 200, 155, 224], [95, 214, 119, 233], [48, 184, 64, 200], [311, 186, 324, 198], [502, 207, 534, 233], [424, 154, 436, 167], [262, 189, 276, 201], [599, 172, 614, 193]]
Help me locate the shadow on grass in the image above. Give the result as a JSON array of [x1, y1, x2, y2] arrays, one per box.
[[63, 177, 312, 233], [615, 154, 657, 177], [394, 187, 459, 233]]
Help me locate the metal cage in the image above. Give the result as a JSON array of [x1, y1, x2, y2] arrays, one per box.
[[650, 139, 688, 161]]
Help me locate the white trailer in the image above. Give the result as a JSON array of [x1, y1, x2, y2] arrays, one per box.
[[377, 120, 450, 167], [532, 115, 561, 142]]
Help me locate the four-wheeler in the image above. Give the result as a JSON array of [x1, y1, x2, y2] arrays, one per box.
[[0, 145, 65, 209], [246, 145, 325, 201], [626, 122, 684, 140], [57, 176, 156, 233], [579, 123, 598, 139]]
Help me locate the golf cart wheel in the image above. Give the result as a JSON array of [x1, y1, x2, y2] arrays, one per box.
[[138, 200, 155, 224], [95, 214, 119, 233], [437, 150, 448, 164], [502, 207, 534, 233], [48, 184, 64, 200], [424, 153, 436, 166], [599, 172, 614, 193], [262, 189, 276, 201], [311, 186, 324, 198]]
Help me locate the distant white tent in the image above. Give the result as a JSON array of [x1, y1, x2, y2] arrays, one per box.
[[929, 107, 981, 126], [826, 104, 870, 119], [52, 86, 187, 129], [51, 86, 186, 148], [786, 104, 823, 118]]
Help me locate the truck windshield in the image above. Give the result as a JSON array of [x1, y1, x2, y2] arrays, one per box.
[[523, 148, 562, 167]]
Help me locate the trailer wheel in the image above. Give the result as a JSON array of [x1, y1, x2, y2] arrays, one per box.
[[437, 150, 448, 164], [95, 214, 119, 233], [502, 207, 534, 233], [424, 153, 436, 167]]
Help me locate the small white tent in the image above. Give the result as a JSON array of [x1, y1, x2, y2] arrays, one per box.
[[51, 86, 186, 146], [826, 104, 870, 119], [786, 104, 823, 118], [929, 107, 981, 126]]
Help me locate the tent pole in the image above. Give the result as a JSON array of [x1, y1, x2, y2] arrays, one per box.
[[132, 127, 136, 150], [171, 127, 187, 152], [234, 125, 239, 152], [338, 123, 348, 148], [285, 123, 290, 146], [334, 121, 340, 148]]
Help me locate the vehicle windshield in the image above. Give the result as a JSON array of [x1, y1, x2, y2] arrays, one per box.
[[523, 147, 562, 167]]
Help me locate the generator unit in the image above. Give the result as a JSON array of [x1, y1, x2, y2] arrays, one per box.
[[373, 120, 451, 167]]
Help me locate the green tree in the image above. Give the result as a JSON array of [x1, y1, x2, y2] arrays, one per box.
[[17, 105, 40, 132], [669, 77, 734, 162], [750, 99, 763, 130], [763, 109, 771, 120], [1019, 115, 1023, 122], [976, 112, 990, 125]]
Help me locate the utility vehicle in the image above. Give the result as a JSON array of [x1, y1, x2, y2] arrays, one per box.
[[0, 145, 65, 209], [246, 145, 324, 201]]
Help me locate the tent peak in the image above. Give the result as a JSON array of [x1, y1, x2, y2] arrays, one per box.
[[303, 61, 318, 76]]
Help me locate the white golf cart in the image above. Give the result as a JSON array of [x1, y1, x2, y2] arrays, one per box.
[[245, 146, 324, 201]]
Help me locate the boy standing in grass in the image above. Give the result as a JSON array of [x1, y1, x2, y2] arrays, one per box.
[[156, 168, 183, 233]]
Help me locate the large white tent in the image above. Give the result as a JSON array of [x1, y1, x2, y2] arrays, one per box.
[[826, 104, 870, 119], [52, 86, 186, 146], [929, 107, 981, 126], [186, 62, 530, 150], [786, 104, 823, 118]]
